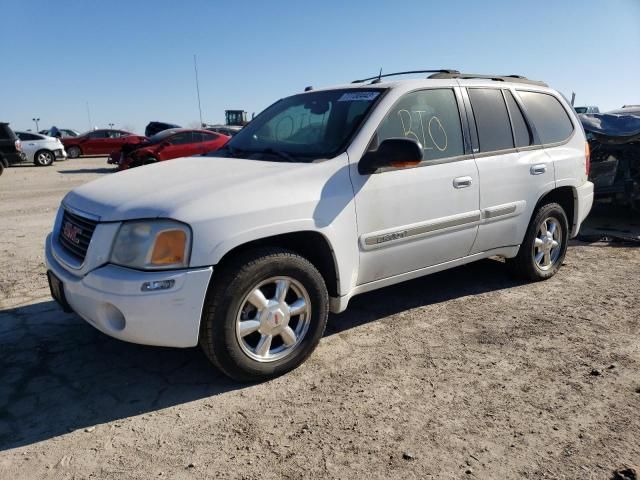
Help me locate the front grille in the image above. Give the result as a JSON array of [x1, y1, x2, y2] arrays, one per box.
[[58, 209, 98, 262]]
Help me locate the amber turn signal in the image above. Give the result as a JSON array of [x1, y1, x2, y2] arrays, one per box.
[[390, 160, 421, 169], [150, 230, 187, 265]]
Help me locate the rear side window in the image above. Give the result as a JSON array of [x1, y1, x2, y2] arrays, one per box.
[[200, 132, 219, 142], [17, 133, 39, 141], [376, 88, 464, 161], [468, 88, 514, 152], [517, 91, 574, 144], [504, 90, 533, 147]]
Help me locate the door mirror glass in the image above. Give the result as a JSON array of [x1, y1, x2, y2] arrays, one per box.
[[359, 138, 423, 174]]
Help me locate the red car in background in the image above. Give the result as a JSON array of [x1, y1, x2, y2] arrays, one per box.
[[63, 129, 147, 158], [112, 128, 229, 170]]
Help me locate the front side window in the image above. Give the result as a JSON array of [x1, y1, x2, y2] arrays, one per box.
[[518, 91, 574, 144], [169, 132, 193, 145], [375, 88, 464, 161], [215, 89, 384, 161], [89, 131, 108, 139], [468, 88, 514, 153]]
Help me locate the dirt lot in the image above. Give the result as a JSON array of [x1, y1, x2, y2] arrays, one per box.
[[1, 158, 639, 479]]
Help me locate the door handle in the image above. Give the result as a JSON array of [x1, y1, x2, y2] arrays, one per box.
[[530, 164, 547, 175], [453, 176, 473, 189]]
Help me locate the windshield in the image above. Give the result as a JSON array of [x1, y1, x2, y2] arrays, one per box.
[[574, 107, 588, 114], [212, 88, 384, 162]]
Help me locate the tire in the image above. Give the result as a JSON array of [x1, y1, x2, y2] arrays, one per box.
[[34, 150, 55, 166], [67, 146, 81, 158], [142, 156, 157, 166], [199, 247, 329, 382], [507, 202, 569, 281], [0, 162, 4, 176]]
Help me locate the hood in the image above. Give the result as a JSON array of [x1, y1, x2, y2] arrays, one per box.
[[63, 156, 336, 223]]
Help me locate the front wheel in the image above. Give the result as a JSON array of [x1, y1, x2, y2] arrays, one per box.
[[34, 150, 55, 166], [199, 248, 329, 382], [67, 146, 81, 158], [507, 202, 569, 281]]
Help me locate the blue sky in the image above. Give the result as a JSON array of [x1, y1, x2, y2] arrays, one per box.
[[1, 0, 639, 134]]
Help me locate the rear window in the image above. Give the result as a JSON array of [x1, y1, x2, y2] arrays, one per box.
[[517, 91, 574, 144], [468, 88, 514, 152]]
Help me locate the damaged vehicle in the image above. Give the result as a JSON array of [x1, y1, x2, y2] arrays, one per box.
[[581, 113, 640, 212]]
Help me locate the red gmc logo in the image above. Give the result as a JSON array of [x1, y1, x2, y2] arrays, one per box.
[[62, 221, 82, 245]]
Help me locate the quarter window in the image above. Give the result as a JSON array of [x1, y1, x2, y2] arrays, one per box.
[[468, 88, 514, 152], [375, 89, 464, 161], [504, 90, 533, 147], [517, 91, 574, 144]]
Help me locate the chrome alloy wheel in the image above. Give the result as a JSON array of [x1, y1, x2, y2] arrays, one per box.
[[37, 151, 54, 166], [235, 276, 311, 363], [533, 217, 562, 271]]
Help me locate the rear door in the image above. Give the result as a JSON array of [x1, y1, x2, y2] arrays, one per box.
[[16, 132, 39, 161], [157, 132, 194, 160], [465, 87, 555, 253], [199, 132, 223, 154]]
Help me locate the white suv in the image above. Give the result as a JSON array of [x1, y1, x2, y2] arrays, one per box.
[[45, 70, 594, 381]]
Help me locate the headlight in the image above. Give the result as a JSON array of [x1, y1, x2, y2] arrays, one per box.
[[110, 220, 191, 270]]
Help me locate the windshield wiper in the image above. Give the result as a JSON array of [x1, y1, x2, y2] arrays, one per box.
[[260, 148, 298, 163]]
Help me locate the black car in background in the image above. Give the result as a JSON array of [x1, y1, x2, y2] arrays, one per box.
[[144, 121, 181, 137], [0, 122, 25, 175]]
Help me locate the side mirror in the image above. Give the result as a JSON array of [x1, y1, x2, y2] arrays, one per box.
[[358, 138, 423, 175]]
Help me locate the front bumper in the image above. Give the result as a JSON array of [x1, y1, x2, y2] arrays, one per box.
[[45, 233, 213, 347], [54, 149, 67, 159]]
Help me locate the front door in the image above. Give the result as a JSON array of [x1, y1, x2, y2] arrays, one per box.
[[349, 87, 480, 285]]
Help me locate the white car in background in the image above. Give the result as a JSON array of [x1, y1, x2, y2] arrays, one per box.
[[15, 131, 67, 166]]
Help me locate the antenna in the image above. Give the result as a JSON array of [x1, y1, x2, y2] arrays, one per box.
[[86, 101, 93, 130], [193, 54, 204, 127]]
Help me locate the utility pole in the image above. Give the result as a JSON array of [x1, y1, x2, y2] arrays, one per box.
[[108, 123, 115, 129], [32, 117, 40, 131], [193, 54, 204, 127]]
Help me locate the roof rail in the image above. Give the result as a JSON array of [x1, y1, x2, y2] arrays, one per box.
[[351, 69, 460, 84], [427, 72, 548, 87]]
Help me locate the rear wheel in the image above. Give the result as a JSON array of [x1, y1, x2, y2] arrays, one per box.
[[507, 202, 569, 281], [34, 150, 55, 166], [199, 248, 329, 382], [67, 146, 81, 158]]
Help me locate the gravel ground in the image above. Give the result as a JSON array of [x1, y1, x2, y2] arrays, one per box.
[[1, 158, 639, 479]]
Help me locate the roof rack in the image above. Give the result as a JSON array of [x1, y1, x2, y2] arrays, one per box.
[[427, 72, 548, 87], [351, 69, 460, 84]]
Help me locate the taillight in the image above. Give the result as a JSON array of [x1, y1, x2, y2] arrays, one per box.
[[14, 139, 22, 152], [585, 141, 591, 177]]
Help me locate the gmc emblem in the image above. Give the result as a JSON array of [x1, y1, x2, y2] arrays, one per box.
[[62, 221, 82, 245]]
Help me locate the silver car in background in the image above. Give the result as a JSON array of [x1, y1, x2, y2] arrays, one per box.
[[15, 131, 67, 166]]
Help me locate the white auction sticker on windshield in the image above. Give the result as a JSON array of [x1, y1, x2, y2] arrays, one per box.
[[338, 91, 380, 102]]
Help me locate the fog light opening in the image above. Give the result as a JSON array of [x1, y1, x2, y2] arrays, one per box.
[[141, 279, 175, 292]]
